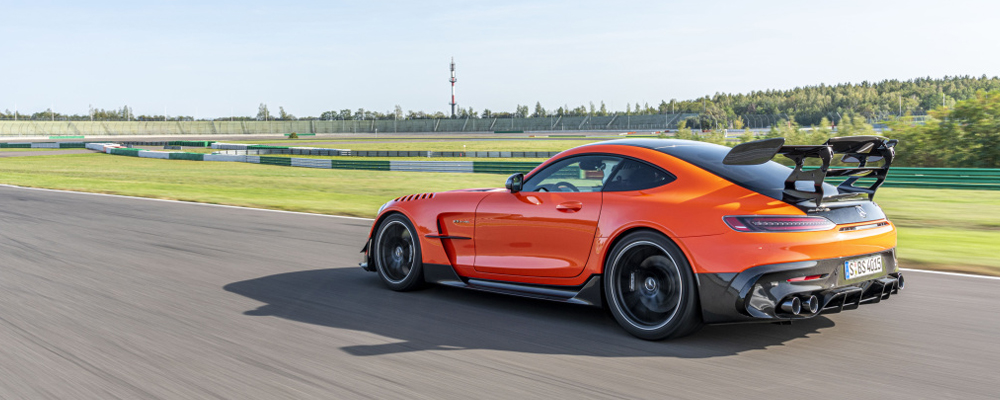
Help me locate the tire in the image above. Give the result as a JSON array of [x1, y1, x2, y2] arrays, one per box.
[[603, 231, 702, 340], [373, 214, 424, 291]]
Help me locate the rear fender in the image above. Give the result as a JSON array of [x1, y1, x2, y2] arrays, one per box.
[[593, 225, 706, 280]]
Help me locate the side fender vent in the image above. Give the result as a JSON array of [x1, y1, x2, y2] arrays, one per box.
[[395, 193, 436, 202]]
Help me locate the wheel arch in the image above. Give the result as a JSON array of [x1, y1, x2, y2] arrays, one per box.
[[366, 209, 411, 257], [598, 226, 703, 305], [598, 225, 705, 339], [600, 226, 695, 275], [369, 211, 426, 291], [369, 210, 404, 239]]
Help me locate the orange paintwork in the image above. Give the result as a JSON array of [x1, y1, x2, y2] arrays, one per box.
[[370, 143, 897, 287], [473, 191, 601, 277]]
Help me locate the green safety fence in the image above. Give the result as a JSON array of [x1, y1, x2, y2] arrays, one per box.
[[50, 135, 85, 139], [352, 150, 429, 157], [804, 167, 1000, 190], [0, 143, 32, 148], [331, 159, 391, 171], [472, 161, 543, 174], [167, 141, 215, 147], [59, 142, 86, 148], [494, 130, 524, 134], [110, 148, 142, 157], [86, 145, 1000, 190], [168, 152, 205, 161], [285, 133, 316, 137], [258, 156, 292, 166]]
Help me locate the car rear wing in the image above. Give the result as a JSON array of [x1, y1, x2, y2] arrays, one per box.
[[723, 136, 898, 206]]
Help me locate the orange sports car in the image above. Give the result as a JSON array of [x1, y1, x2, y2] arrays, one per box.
[[360, 136, 903, 340]]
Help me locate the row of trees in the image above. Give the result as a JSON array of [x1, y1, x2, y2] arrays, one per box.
[[310, 75, 1000, 124], [887, 90, 1000, 168], [0, 105, 197, 122], [686, 75, 1000, 128], [3, 75, 999, 125], [666, 89, 1000, 168]]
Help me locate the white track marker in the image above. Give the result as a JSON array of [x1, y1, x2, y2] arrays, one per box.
[[0, 184, 375, 221], [899, 268, 1000, 281]]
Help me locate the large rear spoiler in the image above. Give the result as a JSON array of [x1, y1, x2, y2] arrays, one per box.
[[723, 136, 898, 206]]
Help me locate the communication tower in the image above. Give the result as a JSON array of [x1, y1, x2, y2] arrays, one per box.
[[449, 57, 457, 118]]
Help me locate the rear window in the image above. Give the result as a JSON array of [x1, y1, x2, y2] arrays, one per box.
[[604, 159, 675, 192]]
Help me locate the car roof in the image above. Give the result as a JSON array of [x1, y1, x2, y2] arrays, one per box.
[[583, 138, 731, 165], [584, 138, 833, 201]]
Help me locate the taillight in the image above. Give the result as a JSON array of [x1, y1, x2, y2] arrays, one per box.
[[723, 216, 835, 232], [787, 274, 826, 282]]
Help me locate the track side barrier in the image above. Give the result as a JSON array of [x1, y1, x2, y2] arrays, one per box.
[[209, 142, 555, 158], [204, 154, 247, 162], [473, 161, 544, 174], [803, 166, 1000, 190], [390, 161, 474, 173], [291, 158, 333, 169], [56, 141, 1000, 188], [137, 150, 170, 159]]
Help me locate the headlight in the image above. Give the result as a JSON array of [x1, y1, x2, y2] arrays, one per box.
[[377, 202, 390, 215]]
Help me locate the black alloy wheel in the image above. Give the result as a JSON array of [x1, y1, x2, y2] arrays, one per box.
[[603, 231, 702, 340], [374, 214, 424, 291]]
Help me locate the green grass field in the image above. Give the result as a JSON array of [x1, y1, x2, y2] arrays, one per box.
[[0, 153, 502, 217], [1, 151, 997, 276]]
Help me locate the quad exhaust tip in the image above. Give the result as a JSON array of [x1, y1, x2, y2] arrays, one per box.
[[897, 274, 905, 290], [780, 297, 801, 315], [802, 294, 819, 314], [780, 295, 819, 315]]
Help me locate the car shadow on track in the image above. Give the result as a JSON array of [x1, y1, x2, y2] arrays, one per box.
[[224, 268, 836, 359]]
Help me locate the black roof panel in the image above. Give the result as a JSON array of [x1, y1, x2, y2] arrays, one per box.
[[588, 138, 837, 200]]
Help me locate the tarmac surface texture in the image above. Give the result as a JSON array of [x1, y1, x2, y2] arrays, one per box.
[[0, 185, 996, 399]]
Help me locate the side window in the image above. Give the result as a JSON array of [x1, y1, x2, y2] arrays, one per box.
[[603, 159, 675, 192], [522, 155, 622, 193]]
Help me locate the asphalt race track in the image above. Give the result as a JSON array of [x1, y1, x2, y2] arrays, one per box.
[[1, 185, 997, 399]]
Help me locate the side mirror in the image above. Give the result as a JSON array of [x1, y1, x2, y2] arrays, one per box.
[[506, 173, 524, 193]]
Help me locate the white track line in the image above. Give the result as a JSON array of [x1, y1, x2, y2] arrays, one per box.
[[3, 185, 998, 281], [0, 184, 375, 221], [899, 268, 1000, 281]]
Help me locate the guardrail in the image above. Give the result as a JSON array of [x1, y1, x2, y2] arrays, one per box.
[[65, 142, 1000, 190], [213, 147, 559, 158], [472, 161, 543, 174], [0, 113, 702, 135], [350, 150, 560, 158], [804, 167, 1000, 190], [1, 142, 86, 149]]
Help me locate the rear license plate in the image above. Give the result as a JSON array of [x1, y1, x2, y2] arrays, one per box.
[[844, 254, 883, 280]]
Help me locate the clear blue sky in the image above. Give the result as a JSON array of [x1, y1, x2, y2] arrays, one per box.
[[2, 0, 999, 118]]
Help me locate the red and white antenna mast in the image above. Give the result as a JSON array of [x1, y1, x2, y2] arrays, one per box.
[[449, 57, 457, 118]]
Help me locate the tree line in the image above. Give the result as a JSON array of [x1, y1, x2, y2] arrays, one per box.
[[669, 89, 1000, 169], [2, 85, 999, 168], [5, 76, 999, 124]]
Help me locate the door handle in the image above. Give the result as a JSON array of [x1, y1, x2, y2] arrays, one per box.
[[556, 201, 583, 212]]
